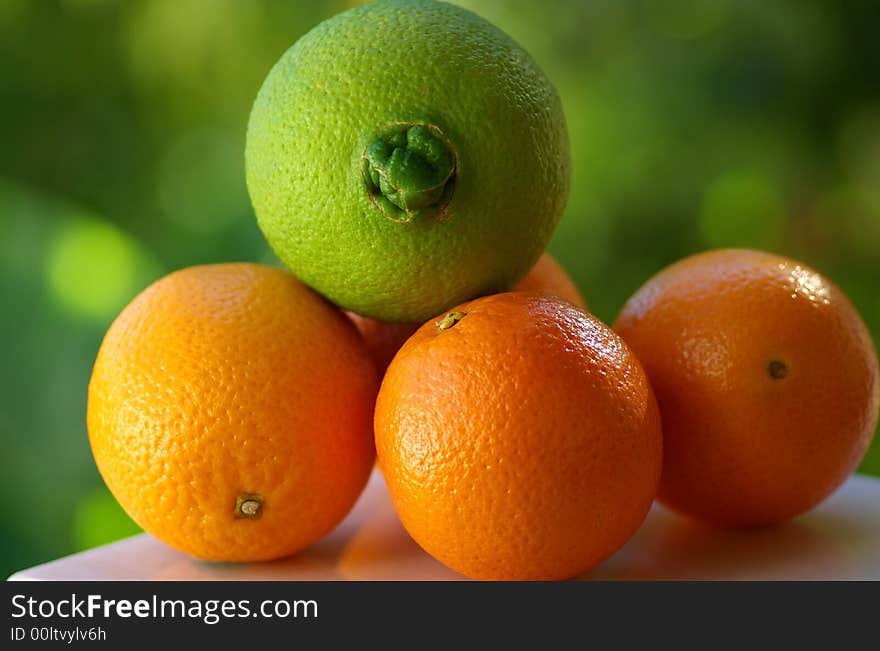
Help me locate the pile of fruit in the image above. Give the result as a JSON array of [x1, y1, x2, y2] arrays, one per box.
[[87, 0, 879, 580]]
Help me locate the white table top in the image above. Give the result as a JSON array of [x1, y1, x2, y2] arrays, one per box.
[[10, 470, 880, 581]]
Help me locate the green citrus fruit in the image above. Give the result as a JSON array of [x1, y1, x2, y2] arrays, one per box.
[[246, 0, 570, 322]]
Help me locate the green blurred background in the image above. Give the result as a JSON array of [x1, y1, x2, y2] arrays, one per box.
[[1, 0, 878, 577]]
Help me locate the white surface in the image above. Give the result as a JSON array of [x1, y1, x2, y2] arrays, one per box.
[[10, 470, 880, 581]]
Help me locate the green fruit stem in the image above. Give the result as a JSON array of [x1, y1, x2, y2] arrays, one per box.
[[361, 122, 457, 223], [436, 311, 467, 331]]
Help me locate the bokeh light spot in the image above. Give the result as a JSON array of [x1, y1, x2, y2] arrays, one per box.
[[698, 171, 786, 249], [124, 0, 264, 97], [46, 217, 160, 322]]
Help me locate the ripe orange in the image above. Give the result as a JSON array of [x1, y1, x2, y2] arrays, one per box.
[[348, 253, 585, 373], [512, 252, 585, 309], [345, 314, 420, 377], [87, 263, 378, 561], [375, 292, 662, 580], [614, 249, 880, 528]]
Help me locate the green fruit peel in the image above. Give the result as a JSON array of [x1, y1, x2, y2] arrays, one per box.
[[245, 0, 570, 322]]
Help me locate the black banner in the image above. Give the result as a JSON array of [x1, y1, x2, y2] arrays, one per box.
[[1, 581, 876, 645]]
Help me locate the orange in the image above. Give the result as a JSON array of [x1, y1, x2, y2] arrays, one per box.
[[375, 292, 662, 580], [349, 253, 585, 373], [345, 314, 420, 377], [87, 263, 378, 561], [512, 252, 585, 309], [614, 248, 880, 528]]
